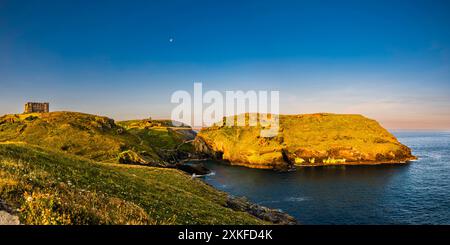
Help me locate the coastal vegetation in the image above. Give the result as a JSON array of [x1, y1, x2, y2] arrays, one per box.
[[0, 110, 415, 224], [0, 111, 296, 224], [0, 112, 195, 165], [0, 143, 265, 224], [195, 113, 416, 169]]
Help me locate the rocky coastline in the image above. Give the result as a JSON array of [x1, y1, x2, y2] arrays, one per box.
[[226, 196, 297, 225], [193, 113, 417, 170]]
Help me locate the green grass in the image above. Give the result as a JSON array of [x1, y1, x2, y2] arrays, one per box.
[[281, 114, 411, 159], [118, 119, 196, 161], [197, 113, 415, 168], [0, 112, 195, 164], [0, 142, 266, 225]]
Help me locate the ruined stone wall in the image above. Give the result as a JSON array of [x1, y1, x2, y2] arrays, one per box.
[[24, 102, 49, 113]]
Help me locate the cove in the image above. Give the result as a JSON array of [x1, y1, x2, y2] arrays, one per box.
[[198, 132, 450, 224]]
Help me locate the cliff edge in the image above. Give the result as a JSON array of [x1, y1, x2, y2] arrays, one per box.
[[195, 113, 416, 170]]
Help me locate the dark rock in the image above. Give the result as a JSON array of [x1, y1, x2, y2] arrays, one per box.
[[226, 196, 297, 225], [176, 163, 211, 175], [193, 137, 224, 160]]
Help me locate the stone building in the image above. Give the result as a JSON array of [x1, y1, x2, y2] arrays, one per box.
[[24, 102, 49, 113]]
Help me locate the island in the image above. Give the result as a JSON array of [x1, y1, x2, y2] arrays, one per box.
[[194, 113, 417, 170]]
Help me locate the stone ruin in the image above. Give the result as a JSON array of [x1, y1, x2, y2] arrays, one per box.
[[24, 102, 49, 113]]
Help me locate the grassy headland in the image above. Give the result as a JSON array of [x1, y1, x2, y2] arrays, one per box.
[[195, 113, 416, 169], [0, 111, 280, 224], [0, 142, 265, 224], [0, 112, 195, 165]]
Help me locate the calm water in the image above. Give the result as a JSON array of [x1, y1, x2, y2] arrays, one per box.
[[201, 132, 450, 224]]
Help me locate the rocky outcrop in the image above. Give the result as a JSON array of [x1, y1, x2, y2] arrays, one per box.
[[0, 211, 19, 225], [0, 199, 20, 225], [226, 196, 297, 225], [195, 113, 416, 169], [193, 137, 224, 160], [175, 162, 211, 175], [117, 150, 167, 167]]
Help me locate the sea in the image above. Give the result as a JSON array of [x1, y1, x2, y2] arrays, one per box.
[[200, 131, 450, 224]]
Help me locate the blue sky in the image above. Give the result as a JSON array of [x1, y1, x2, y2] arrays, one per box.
[[0, 0, 449, 129]]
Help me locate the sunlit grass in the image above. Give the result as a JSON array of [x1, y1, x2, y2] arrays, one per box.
[[198, 113, 415, 167], [0, 143, 266, 225]]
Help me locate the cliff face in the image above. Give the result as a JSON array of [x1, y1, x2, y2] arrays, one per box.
[[195, 113, 416, 170]]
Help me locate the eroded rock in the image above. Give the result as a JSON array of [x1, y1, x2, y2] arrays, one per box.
[[226, 196, 297, 225]]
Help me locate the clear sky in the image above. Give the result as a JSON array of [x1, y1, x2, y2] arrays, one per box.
[[1, 0, 449, 129]]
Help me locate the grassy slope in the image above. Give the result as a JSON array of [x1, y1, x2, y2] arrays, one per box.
[[0, 112, 194, 164], [0, 143, 265, 225], [0, 112, 264, 224], [196, 113, 415, 168], [117, 119, 195, 159]]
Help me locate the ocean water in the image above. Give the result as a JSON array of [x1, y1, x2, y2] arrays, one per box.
[[201, 131, 450, 224]]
